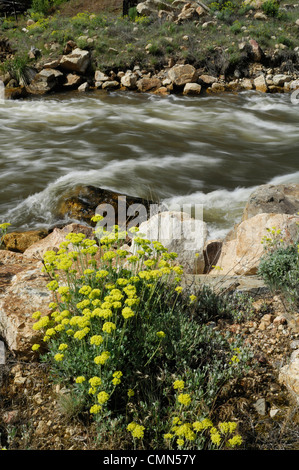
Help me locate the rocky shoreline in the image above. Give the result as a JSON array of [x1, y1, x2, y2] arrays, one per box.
[[3, 39, 299, 100], [1, 0, 299, 100]]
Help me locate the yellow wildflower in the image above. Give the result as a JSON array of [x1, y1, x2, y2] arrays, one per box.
[[177, 393, 191, 406], [227, 435, 243, 447], [94, 351, 110, 365], [97, 391, 109, 404], [90, 335, 104, 346], [156, 331, 166, 338], [173, 380, 185, 390], [54, 353, 64, 361], [210, 429, 222, 446], [122, 307, 134, 319], [90, 404, 102, 414], [75, 376, 85, 384], [89, 376, 102, 388], [102, 322, 116, 334]]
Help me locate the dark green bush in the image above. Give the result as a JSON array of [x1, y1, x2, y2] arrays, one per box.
[[31, 0, 50, 15], [261, 0, 280, 17], [258, 244, 299, 304]]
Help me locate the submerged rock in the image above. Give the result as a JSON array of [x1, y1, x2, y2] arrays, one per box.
[[55, 185, 154, 228]]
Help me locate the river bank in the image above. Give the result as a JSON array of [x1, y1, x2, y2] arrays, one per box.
[[1, 0, 299, 100]]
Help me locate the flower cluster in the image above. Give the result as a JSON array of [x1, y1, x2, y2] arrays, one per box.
[[127, 422, 145, 439], [29, 219, 246, 450], [165, 415, 242, 450]]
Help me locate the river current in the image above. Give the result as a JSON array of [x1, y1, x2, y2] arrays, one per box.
[[0, 89, 298, 239]]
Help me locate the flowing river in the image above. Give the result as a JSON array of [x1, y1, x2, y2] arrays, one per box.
[[0, 89, 298, 239]]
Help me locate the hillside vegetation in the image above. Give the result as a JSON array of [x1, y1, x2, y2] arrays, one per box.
[[0, 0, 298, 82]]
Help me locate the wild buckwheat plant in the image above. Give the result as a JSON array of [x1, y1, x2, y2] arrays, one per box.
[[30, 215, 250, 449]]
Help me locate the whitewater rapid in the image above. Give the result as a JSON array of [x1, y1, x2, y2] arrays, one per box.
[[1, 90, 298, 238]]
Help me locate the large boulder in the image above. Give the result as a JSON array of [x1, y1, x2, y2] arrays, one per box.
[[136, 2, 155, 16], [137, 0, 178, 16], [26, 68, 64, 94], [131, 211, 208, 274], [0, 250, 52, 357], [242, 183, 299, 221], [168, 64, 197, 87], [254, 74, 268, 93], [183, 82, 202, 95], [121, 71, 138, 89], [137, 77, 162, 92], [176, 2, 199, 23], [2, 229, 48, 253], [63, 73, 83, 89], [249, 39, 264, 63], [59, 48, 90, 74], [55, 185, 154, 228], [211, 213, 299, 276], [23, 223, 94, 260]]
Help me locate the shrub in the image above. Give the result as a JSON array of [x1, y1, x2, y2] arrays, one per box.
[[0, 55, 29, 84], [0, 223, 11, 248], [31, 0, 50, 15], [258, 244, 298, 303], [30, 217, 250, 449], [261, 0, 279, 17], [258, 225, 299, 308], [230, 20, 242, 35], [277, 35, 294, 49]]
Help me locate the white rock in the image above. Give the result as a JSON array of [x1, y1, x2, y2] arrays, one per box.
[[77, 82, 89, 92], [168, 64, 197, 86], [121, 71, 138, 89], [94, 70, 109, 82], [59, 48, 90, 74], [131, 211, 208, 274], [272, 74, 291, 86], [183, 82, 202, 95]]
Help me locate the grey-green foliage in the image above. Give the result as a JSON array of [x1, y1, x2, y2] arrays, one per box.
[[258, 244, 299, 306]]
